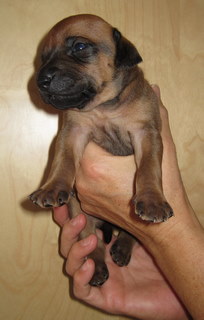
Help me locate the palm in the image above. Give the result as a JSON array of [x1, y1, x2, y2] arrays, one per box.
[[88, 240, 187, 320]]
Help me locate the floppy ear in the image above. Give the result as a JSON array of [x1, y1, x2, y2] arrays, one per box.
[[113, 28, 142, 68]]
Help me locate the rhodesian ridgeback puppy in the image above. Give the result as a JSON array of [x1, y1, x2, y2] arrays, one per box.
[[29, 14, 173, 286]]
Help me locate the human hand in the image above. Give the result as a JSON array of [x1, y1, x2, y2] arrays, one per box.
[[75, 85, 198, 243], [53, 206, 188, 320]]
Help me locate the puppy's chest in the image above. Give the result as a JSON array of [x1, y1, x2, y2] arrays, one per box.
[[92, 121, 133, 156]]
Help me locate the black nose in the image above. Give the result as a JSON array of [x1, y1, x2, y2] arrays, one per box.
[[37, 67, 58, 91]]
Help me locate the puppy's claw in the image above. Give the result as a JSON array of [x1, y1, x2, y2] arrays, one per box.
[[29, 188, 69, 208], [43, 202, 53, 208], [57, 191, 69, 206]]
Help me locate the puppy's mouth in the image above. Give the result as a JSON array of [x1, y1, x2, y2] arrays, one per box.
[[40, 88, 96, 110], [37, 67, 97, 110]]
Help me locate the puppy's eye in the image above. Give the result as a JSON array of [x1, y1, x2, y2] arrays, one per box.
[[73, 43, 88, 52]]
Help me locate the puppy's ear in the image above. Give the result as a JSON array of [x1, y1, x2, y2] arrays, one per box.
[[113, 28, 142, 68]]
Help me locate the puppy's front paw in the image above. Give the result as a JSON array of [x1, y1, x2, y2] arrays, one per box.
[[134, 194, 174, 223], [89, 261, 109, 287], [29, 185, 70, 208]]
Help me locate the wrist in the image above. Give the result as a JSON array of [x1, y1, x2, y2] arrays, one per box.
[[134, 204, 202, 252], [143, 208, 203, 258]]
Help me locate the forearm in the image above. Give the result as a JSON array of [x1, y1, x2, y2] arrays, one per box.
[[142, 208, 204, 320]]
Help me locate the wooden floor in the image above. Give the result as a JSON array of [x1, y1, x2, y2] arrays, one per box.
[[0, 1, 203, 319]]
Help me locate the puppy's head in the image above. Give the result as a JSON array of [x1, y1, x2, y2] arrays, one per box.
[[37, 14, 142, 110]]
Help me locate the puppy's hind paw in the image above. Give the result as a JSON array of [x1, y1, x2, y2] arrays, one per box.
[[110, 240, 131, 266], [89, 262, 109, 287]]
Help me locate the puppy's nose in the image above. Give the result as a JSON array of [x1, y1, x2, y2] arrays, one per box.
[[37, 67, 58, 91]]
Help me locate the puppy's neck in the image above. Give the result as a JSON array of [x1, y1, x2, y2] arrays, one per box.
[[113, 66, 145, 108], [84, 66, 145, 112]]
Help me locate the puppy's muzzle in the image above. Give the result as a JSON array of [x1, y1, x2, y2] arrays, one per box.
[[37, 66, 96, 110]]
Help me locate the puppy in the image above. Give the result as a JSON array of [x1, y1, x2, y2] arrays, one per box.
[[30, 14, 173, 286]]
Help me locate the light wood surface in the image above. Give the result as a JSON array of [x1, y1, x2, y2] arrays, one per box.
[[0, 1, 203, 319]]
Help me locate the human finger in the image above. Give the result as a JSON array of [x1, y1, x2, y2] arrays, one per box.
[[53, 205, 69, 227], [60, 213, 86, 258], [65, 234, 97, 276], [73, 259, 102, 305]]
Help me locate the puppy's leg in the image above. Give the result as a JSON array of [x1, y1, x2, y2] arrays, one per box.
[[130, 127, 173, 223], [29, 125, 90, 208], [68, 195, 109, 287], [110, 231, 136, 266]]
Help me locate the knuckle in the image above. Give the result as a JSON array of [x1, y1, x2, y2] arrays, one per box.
[[73, 274, 84, 298], [65, 259, 72, 276], [59, 245, 67, 258], [64, 242, 81, 275], [73, 286, 80, 299], [59, 223, 75, 258], [80, 157, 105, 180], [86, 162, 103, 179], [61, 221, 71, 238]]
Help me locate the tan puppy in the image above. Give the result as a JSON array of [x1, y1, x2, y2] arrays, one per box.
[[30, 14, 173, 286]]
